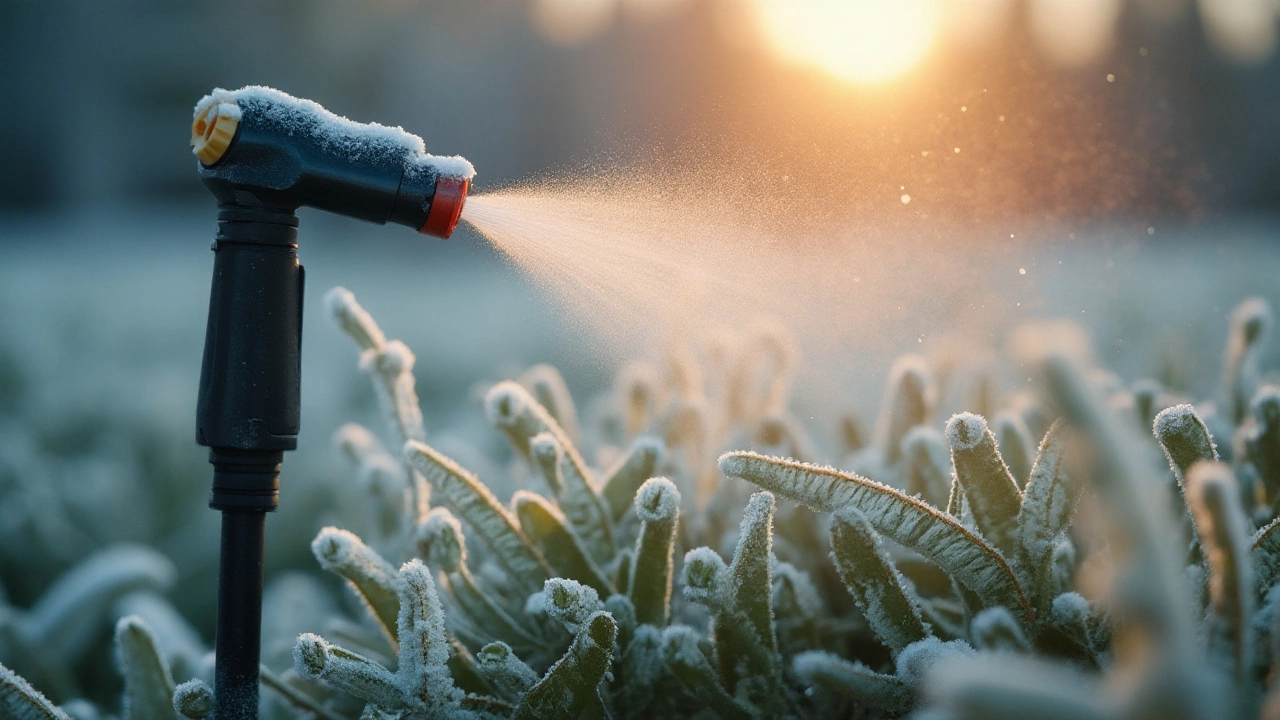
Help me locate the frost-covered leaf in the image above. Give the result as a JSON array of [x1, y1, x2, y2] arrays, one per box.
[[772, 563, 822, 657], [903, 426, 952, 510], [659, 626, 754, 720], [615, 624, 664, 719], [1254, 516, 1280, 592], [945, 413, 1023, 555], [544, 578, 603, 634], [395, 559, 464, 711], [293, 633, 404, 710], [476, 641, 538, 701], [1186, 462, 1254, 680], [114, 592, 206, 682], [171, 679, 212, 720], [995, 413, 1035, 489], [526, 432, 614, 564], [258, 665, 346, 720], [405, 440, 552, 595], [513, 611, 616, 720], [0, 662, 72, 720], [895, 636, 974, 687], [1218, 297, 1272, 427], [311, 527, 399, 641], [1014, 422, 1083, 616], [1154, 404, 1220, 481], [630, 478, 680, 626], [875, 354, 933, 465], [1244, 387, 1280, 504], [23, 544, 175, 662], [971, 607, 1030, 653], [512, 491, 614, 596], [418, 508, 539, 646], [719, 452, 1033, 624], [519, 363, 582, 446], [599, 436, 665, 523], [925, 652, 1108, 720], [829, 505, 929, 654], [324, 286, 387, 353], [114, 616, 176, 720], [729, 492, 777, 654], [791, 651, 912, 714]]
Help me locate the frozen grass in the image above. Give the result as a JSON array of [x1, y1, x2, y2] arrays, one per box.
[[3, 215, 1280, 717]]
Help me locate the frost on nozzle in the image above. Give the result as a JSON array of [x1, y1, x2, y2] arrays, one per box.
[[195, 86, 475, 180]]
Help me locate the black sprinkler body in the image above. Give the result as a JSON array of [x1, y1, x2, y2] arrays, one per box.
[[191, 86, 473, 720]]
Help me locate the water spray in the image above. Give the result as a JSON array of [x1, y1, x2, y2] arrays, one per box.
[[190, 86, 473, 720]]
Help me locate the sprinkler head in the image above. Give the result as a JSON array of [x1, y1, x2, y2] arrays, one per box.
[[192, 86, 473, 238]]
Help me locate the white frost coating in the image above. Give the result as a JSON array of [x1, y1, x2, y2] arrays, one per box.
[[681, 547, 730, 610], [194, 86, 475, 179], [404, 440, 552, 594], [1014, 423, 1082, 614], [524, 591, 547, 618], [0, 661, 74, 719], [635, 477, 680, 523], [1050, 591, 1091, 628], [395, 560, 464, 710], [773, 563, 823, 618], [926, 652, 1107, 719], [172, 679, 213, 719], [894, 636, 974, 686], [293, 632, 405, 710], [530, 432, 560, 462], [944, 412, 989, 451], [970, 606, 1030, 652], [325, 286, 386, 353], [417, 508, 466, 573], [544, 578, 603, 633], [312, 527, 393, 575], [24, 544, 176, 661], [333, 423, 387, 466], [476, 641, 538, 693], [719, 451, 1033, 624], [791, 651, 911, 710]]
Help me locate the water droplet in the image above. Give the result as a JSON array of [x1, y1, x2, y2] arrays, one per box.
[[1147, 226, 1155, 235], [921, 151, 929, 157], [1106, 73, 1116, 83], [900, 194, 912, 205], [960, 105, 967, 112], [953, 147, 960, 154], [998, 115, 1006, 122], [1019, 268, 1026, 275]]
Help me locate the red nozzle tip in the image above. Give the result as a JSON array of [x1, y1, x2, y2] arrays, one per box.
[[421, 175, 469, 239]]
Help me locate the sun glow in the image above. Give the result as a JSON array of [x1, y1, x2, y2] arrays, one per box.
[[752, 0, 941, 84]]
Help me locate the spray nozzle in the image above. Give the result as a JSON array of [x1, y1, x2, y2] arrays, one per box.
[[192, 86, 473, 238]]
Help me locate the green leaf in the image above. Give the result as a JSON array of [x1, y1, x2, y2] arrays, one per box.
[[659, 626, 755, 720], [1014, 422, 1083, 617], [513, 491, 614, 596], [791, 651, 912, 714], [0, 662, 72, 720], [719, 451, 1033, 625], [629, 479, 680, 626], [513, 612, 617, 720], [599, 436, 664, 523], [729, 492, 778, 654], [519, 363, 582, 446], [1186, 462, 1254, 681], [311, 528, 400, 642], [945, 413, 1023, 555], [406, 440, 553, 595], [875, 354, 933, 465], [829, 506, 929, 654], [115, 617, 176, 720]]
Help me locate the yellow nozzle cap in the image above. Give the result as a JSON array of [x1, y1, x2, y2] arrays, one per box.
[[191, 99, 240, 165]]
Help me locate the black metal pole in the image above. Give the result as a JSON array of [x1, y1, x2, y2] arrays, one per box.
[[214, 509, 267, 720], [197, 206, 303, 720]]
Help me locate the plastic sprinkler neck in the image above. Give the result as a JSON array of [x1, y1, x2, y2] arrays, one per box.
[[191, 86, 475, 720]]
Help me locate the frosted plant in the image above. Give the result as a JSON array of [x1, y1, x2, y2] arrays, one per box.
[[11, 287, 1280, 719]]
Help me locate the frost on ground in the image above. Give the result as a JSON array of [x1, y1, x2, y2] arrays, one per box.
[[5, 227, 1280, 717]]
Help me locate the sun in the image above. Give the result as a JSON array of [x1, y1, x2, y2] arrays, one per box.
[[752, 0, 942, 85]]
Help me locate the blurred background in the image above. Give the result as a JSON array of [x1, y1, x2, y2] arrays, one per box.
[[1, 0, 1277, 648]]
